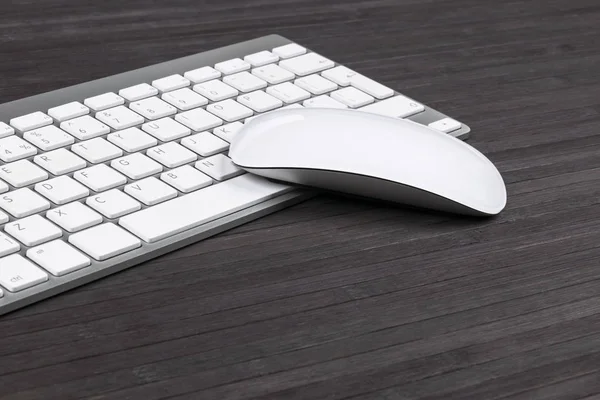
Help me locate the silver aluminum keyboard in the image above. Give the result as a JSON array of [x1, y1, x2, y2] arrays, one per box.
[[0, 34, 470, 315]]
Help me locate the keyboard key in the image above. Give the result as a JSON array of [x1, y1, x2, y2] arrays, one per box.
[[60, 115, 110, 140], [215, 58, 251, 75], [27, 240, 91, 276], [266, 82, 311, 103], [195, 154, 244, 181], [72, 137, 123, 164], [129, 97, 177, 120], [181, 131, 229, 156], [0, 122, 15, 139], [142, 117, 191, 142], [206, 99, 253, 122], [359, 95, 425, 118], [0, 232, 20, 257], [0, 136, 37, 162], [69, 223, 141, 261], [272, 43, 306, 59], [0, 160, 48, 188], [428, 118, 462, 133], [162, 88, 208, 111], [0, 188, 50, 218], [124, 177, 178, 206], [321, 66, 356, 86], [322, 66, 394, 99], [175, 108, 223, 132], [0, 210, 8, 223], [223, 72, 267, 92], [147, 142, 197, 168], [243, 103, 304, 124], [107, 127, 158, 152], [251, 64, 295, 84], [111, 153, 163, 180], [48, 101, 90, 122], [212, 122, 244, 143], [10, 111, 53, 132], [193, 79, 239, 101], [86, 189, 141, 219], [34, 176, 89, 204], [47, 202, 103, 233], [237, 90, 282, 112], [74, 164, 127, 192], [0, 254, 48, 292], [34, 148, 87, 176], [119, 83, 158, 102], [303, 95, 348, 109], [279, 53, 334, 76], [330, 87, 375, 108], [184, 66, 221, 83], [23, 125, 75, 151], [152, 74, 190, 92], [120, 174, 290, 243], [96, 106, 145, 130], [295, 74, 338, 95], [160, 165, 212, 193], [244, 50, 279, 67], [84, 92, 125, 111], [5, 215, 62, 247]]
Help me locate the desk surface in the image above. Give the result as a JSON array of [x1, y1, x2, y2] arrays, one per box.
[[1, 0, 600, 398]]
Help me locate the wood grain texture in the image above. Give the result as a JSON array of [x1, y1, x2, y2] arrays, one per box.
[[1, 0, 600, 398]]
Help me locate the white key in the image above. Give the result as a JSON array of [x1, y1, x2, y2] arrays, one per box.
[[279, 53, 334, 76], [69, 223, 141, 261], [111, 153, 163, 180], [212, 122, 244, 143], [193, 79, 239, 101], [129, 97, 177, 120], [181, 131, 228, 156], [184, 66, 221, 83], [23, 125, 75, 151], [5, 215, 62, 247], [107, 127, 157, 152], [0, 188, 50, 218], [72, 137, 123, 164], [244, 104, 303, 124], [237, 90, 282, 112], [195, 154, 243, 181], [0, 122, 15, 139], [34, 176, 89, 204], [428, 118, 462, 133], [223, 72, 267, 93], [60, 115, 110, 140], [0, 136, 37, 162], [272, 43, 306, 59], [34, 149, 86, 176], [206, 99, 253, 122], [215, 58, 251, 75], [119, 83, 158, 102], [27, 240, 91, 276], [0, 210, 8, 223], [10, 112, 53, 132], [321, 66, 357, 86], [86, 189, 141, 219], [47, 202, 103, 233], [160, 165, 212, 193], [48, 101, 90, 122], [162, 88, 208, 111], [0, 232, 19, 257], [295, 74, 338, 95], [175, 108, 222, 132], [244, 50, 279, 67], [147, 142, 197, 168], [142, 117, 191, 142], [303, 95, 348, 109], [0, 160, 48, 188], [251, 64, 295, 84], [0, 254, 48, 292], [124, 177, 178, 206], [96, 106, 145, 130], [74, 164, 127, 192], [152, 74, 190, 92], [84, 92, 125, 112], [359, 95, 425, 118], [266, 82, 310, 104], [322, 67, 394, 99], [120, 174, 289, 243], [330, 87, 374, 108]]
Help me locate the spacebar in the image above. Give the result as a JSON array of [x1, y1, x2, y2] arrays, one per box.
[[119, 174, 292, 243]]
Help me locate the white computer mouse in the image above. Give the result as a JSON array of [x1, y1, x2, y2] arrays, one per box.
[[229, 108, 507, 216]]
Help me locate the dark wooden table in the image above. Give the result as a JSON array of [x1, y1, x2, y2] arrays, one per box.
[[1, 0, 600, 398]]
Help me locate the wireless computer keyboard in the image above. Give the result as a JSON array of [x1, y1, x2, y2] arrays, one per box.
[[0, 34, 470, 315]]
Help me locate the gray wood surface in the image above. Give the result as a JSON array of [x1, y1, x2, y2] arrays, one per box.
[[1, 0, 600, 398]]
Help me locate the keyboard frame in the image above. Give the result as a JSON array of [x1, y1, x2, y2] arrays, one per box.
[[0, 34, 470, 315]]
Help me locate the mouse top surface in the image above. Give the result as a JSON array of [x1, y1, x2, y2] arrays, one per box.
[[229, 108, 506, 216]]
